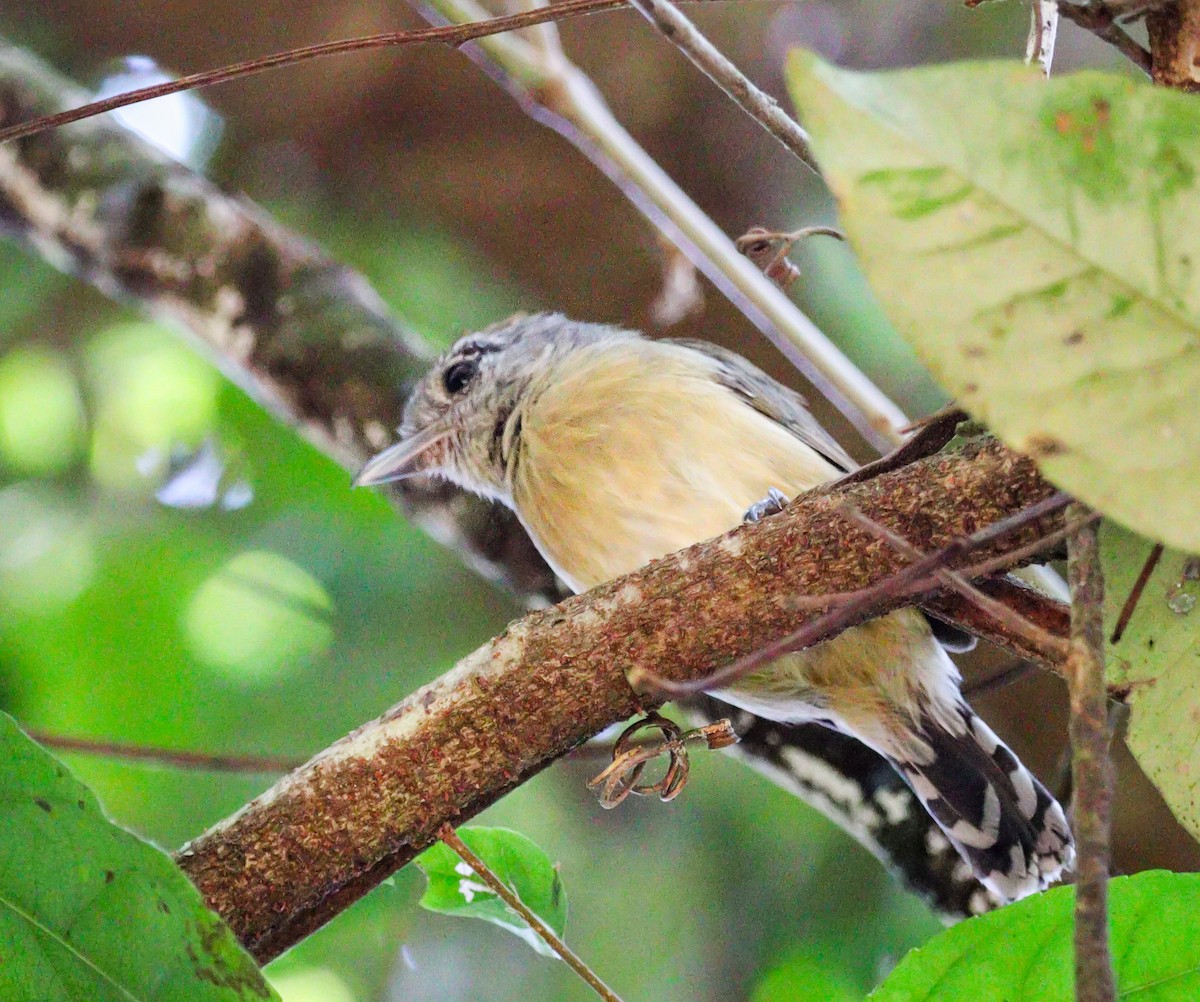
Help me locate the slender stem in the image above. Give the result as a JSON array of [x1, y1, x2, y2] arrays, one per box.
[[417, 0, 909, 451], [626, 0, 821, 173], [26, 731, 302, 774], [962, 659, 1035, 698], [839, 505, 1070, 663], [0, 0, 634, 144], [1109, 542, 1163, 644], [1058, 2, 1153, 73], [631, 492, 1072, 697], [1065, 505, 1116, 1002], [437, 824, 626, 1002]]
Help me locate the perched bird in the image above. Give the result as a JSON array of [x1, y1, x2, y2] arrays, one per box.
[[356, 313, 1073, 901]]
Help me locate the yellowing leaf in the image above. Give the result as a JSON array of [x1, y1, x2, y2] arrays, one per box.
[[787, 54, 1200, 552]]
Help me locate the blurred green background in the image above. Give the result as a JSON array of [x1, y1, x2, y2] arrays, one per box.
[[0, 2, 1193, 1000]]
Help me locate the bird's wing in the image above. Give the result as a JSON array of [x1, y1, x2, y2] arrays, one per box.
[[667, 338, 858, 474]]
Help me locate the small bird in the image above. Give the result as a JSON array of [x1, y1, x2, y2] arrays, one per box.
[[356, 313, 1073, 901]]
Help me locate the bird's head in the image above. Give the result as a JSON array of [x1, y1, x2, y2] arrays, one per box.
[[354, 312, 626, 502]]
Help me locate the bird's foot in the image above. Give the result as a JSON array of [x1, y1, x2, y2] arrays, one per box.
[[743, 488, 789, 524]]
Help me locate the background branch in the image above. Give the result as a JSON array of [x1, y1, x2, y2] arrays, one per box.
[[626, 0, 821, 171], [176, 438, 1067, 961]]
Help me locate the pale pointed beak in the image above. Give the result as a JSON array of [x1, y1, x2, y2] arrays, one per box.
[[353, 425, 452, 487]]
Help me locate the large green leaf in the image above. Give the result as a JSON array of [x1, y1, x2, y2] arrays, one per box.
[[0, 713, 277, 1002], [414, 826, 567, 958], [786, 55, 1200, 552], [871, 871, 1200, 1000], [1103, 522, 1200, 839]]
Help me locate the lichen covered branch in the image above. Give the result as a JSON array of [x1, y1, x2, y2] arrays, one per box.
[[0, 38, 557, 598]]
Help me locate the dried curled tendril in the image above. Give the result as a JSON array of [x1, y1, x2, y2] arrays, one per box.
[[586, 711, 738, 808]]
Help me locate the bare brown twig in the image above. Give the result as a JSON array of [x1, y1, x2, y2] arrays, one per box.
[[1065, 505, 1116, 1002], [1057, 1, 1153, 73], [628, 491, 1072, 698], [834, 406, 968, 488], [626, 0, 821, 173], [0, 0, 677, 145], [1109, 542, 1164, 644], [838, 505, 1070, 665], [26, 731, 304, 774], [437, 824, 625, 1002], [924, 576, 1071, 671]]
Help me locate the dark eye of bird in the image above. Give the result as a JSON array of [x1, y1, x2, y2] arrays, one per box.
[[442, 359, 478, 395]]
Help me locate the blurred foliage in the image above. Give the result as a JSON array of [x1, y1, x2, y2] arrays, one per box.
[[0, 2, 1187, 1000]]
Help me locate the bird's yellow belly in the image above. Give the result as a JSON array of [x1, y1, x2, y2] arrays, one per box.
[[509, 347, 946, 734]]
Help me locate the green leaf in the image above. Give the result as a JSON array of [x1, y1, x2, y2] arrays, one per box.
[[1103, 521, 1200, 839], [751, 952, 861, 1002], [786, 54, 1200, 552], [871, 871, 1200, 1000], [414, 826, 567, 958], [0, 712, 277, 1002]]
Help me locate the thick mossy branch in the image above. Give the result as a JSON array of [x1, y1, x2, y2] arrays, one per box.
[[176, 439, 1064, 961]]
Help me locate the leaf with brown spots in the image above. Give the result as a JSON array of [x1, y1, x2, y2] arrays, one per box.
[[788, 55, 1200, 552], [0, 712, 278, 1002]]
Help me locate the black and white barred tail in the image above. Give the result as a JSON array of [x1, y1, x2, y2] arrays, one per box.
[[889, 704, 1074, 902]]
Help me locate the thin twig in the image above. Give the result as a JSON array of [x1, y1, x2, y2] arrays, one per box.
[[1058, 1, 1153, 73], [1065, 505, 1116, 1002], [626, 0, 821, 173], [415, 0, 909, 451], [0, 0, 645, 144], [631, 492, 1072, 697], [839, 505, 1070, 664], [437, 824, 626, 1002], [1109, 542, 1163, 644], [834, 406, 967, 488], [962, 660, 1036, 699], [27, 731, 303, 774]]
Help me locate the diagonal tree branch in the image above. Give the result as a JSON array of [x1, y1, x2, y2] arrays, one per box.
[[176, 438, 1068, 961], [0, 38, 558, 600]]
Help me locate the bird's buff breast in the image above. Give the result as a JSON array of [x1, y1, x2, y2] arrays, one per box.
[[504, 341, 941, 729]]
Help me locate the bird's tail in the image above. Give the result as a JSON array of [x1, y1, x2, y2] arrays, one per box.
[[887, 702, 1074, 902]]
